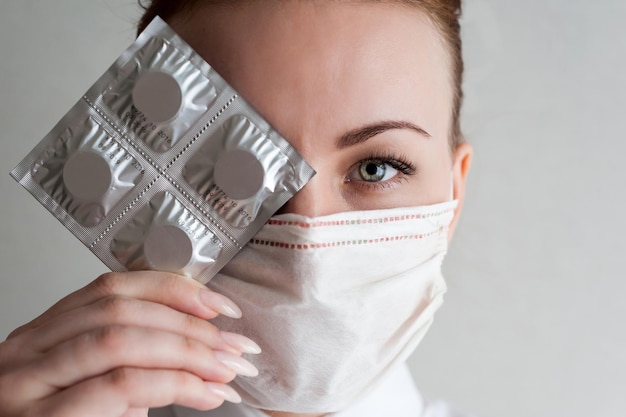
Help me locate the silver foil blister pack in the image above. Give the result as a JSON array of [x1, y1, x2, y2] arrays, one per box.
[[11, 17, 315, 283]]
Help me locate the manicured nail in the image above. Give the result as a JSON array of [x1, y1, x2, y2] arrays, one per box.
[[199, 289, 242, 318], [215, 351, 259, 377], [206, 382, 242, 403], [221, 331, 262, 354]]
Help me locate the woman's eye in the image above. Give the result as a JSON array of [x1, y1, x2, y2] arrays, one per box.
[[349, 160, 399, 183]]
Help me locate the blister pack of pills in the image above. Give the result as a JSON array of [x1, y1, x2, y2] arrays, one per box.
[[10, 17, 315, 283]]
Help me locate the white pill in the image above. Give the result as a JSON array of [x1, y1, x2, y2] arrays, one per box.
[[62, 151, 112, 201], [143, 225, 194, 272], [214, 149, 265, 200], [132, 71, 182, 122]]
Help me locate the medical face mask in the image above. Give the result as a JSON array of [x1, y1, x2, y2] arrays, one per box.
[[208, 200, 457, 413]]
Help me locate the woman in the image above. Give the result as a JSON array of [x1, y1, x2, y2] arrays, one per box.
[[0, 1, 472, 416]]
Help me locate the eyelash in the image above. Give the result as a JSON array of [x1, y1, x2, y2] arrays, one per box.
[[348, 152, 417, 190]]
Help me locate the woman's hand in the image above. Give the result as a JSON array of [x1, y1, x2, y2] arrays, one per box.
[[0, 271, 260, 417]]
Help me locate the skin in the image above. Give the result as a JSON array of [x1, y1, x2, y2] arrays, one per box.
[[0, 1, 471, 417], [170, 1, 471, 235]]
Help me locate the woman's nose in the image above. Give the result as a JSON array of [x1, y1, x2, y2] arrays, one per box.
[[275, 174, 336, 217]]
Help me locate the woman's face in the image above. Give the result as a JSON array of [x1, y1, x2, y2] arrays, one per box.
[[171, 1, 471, 229]]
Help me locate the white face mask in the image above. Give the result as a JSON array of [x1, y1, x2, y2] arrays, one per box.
[[207, 200, 457, 413]]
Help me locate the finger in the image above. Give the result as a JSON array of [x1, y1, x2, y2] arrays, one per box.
[[23, 296, 236, 356], [15, 271, 241, 335], [121, 408, 148, 417], [20, 325, 256, 395], [32, 368, 241, 417]]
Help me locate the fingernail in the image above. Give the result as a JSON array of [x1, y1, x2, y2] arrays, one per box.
[[206, 382, 242, 403], [221, 331, 262, 354], [215, 351, 259, 377], [199, 289, 242, 318]]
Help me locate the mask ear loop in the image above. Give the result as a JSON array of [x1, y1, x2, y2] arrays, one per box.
[[449, 173, 455, 202]]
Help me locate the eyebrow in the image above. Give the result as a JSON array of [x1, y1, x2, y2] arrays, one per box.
[[337, 120, 431, 148]]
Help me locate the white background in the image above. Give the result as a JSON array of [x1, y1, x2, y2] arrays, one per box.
[[1, 1, 624, 417]]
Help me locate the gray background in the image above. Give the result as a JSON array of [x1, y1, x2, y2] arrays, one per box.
[[1, 1, 624, 417]]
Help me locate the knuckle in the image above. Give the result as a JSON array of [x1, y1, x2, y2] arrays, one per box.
[[161, 273, 202, 299], [181, 313, 201, 335], [172, 370, 190, 387], [171, 370, 204, 396], [105, 367, 135, 391], [92, 272, 124, 296], [180, 335, 210, 363], [90, 325, 128, 355], [181, 315, 218, 344], [182, 335, 198, 354], [98, 295, 132, 321], [159, 274, 185, 296]]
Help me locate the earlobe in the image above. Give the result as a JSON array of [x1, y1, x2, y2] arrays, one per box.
[[448, 141, 473, 241]]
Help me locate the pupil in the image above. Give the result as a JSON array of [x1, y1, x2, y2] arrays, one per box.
[[365, 163, 379, 176], [360, 161, 385, 182]]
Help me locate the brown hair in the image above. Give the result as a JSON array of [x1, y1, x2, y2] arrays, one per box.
[[137, 0, 464, 147]]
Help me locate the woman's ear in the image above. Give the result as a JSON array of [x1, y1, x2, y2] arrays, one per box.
[[448, 141, 473, 241]]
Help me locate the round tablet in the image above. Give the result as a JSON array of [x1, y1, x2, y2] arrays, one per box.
[[62, 151, 112, 201], [143, 225, 194, 272], [214, 149, 265, 200], [132, 71, 182, 123]]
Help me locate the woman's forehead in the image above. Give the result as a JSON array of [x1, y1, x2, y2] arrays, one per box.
[[171, 1, 453, 145]]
